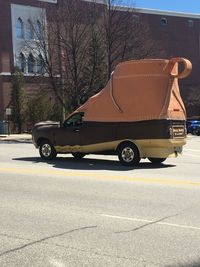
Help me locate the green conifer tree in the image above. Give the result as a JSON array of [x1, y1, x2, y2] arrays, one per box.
[[81, 29, 107, 103], [10, 68, 27, 133]]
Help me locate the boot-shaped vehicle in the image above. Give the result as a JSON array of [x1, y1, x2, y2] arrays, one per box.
[[32, 57, 192, 166]]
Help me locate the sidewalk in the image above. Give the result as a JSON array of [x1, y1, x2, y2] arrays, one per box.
[[0, 133, 32, 143]]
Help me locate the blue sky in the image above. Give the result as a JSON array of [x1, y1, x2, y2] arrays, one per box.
[[121, 0, 200, 14]]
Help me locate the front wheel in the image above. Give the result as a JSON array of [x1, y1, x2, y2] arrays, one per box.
[[148, 158, 166, 164], [39, 140, 57, 160], [117, 142, 140, 166]]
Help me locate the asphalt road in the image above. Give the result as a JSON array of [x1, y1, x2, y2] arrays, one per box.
[[0, 136, 200, 267]]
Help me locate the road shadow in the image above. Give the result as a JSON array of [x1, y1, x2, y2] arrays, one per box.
[[13, 156, 176, 171]]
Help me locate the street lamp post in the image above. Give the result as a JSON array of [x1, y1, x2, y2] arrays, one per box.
[[5, 108, 12, 135]]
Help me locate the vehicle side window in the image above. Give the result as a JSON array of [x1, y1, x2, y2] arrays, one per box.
[[63, 113, 84, 127]]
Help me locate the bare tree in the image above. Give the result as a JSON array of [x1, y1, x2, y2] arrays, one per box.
[[25, 0, 159, 117], [28, 0, 99, 113], [98, 0, 158, 79], [57, 0, 93, 111], [22, 8, 65, 109]]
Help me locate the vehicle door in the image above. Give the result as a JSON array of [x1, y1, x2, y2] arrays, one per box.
[[54, 113, 84, 147]]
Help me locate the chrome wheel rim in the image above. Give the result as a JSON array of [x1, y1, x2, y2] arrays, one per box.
[[121, 147, 134, 163], [41, 144, 52, 157]]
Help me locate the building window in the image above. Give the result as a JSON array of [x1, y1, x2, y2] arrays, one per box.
[[36, 20, 42, 40], [188, 19, 194, 27], [18, 53, 26, 73], [37, 54, 44, 74], [16, 18, 24, 38], [27, 19, 34, 39], [28, 54, 35, 73], [132, 14, 139, 23], [160, 17, 168, 26]]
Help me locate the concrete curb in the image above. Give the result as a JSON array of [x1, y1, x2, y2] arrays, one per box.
[[0, 134, 32, 143]]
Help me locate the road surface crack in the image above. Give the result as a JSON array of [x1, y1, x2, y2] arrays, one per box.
[[115, 213, 179, 234], [0, 225, 97, 257]]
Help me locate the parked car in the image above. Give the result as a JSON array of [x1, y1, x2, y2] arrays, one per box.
[[195, 125, 200, 136], [187, 120, 200, 134]]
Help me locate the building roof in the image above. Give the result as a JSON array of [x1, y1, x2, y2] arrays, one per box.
[[133, 7, 200, 19], [84, 0, 200, 18], [37, 0, 57, 3]]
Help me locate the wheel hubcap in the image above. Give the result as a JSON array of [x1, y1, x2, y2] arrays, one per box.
[[121, 147, 134, 163], [41, 144, 52, 157]]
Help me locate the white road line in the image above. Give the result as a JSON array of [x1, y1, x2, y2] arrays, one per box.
[[184, 148, 200, 152], [100, 214, 200, 231], [183, 153, 200, 158]]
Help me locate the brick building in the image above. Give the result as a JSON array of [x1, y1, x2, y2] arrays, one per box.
[[0, 0, 199, 124], [0, 0, 57, 123]]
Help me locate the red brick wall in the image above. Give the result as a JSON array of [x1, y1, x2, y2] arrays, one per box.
[[0, 77, 3, 119], [133, 12, 200, 116], [0, 2, 13, 73], [140, 13, 200, 83]]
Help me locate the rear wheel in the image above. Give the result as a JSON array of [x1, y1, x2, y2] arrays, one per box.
[[39, 140, 57, 160], [117, 142, 140, 166], [72, 152, 85, 159], [148, 157, 166, 164]]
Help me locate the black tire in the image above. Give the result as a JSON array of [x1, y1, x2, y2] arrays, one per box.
[[117, 142, 140, 166], [191, 129, 196, 135], [72, 152, 85, 159], [39, 140, 57, 160], [148, 157, 166, 164]]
